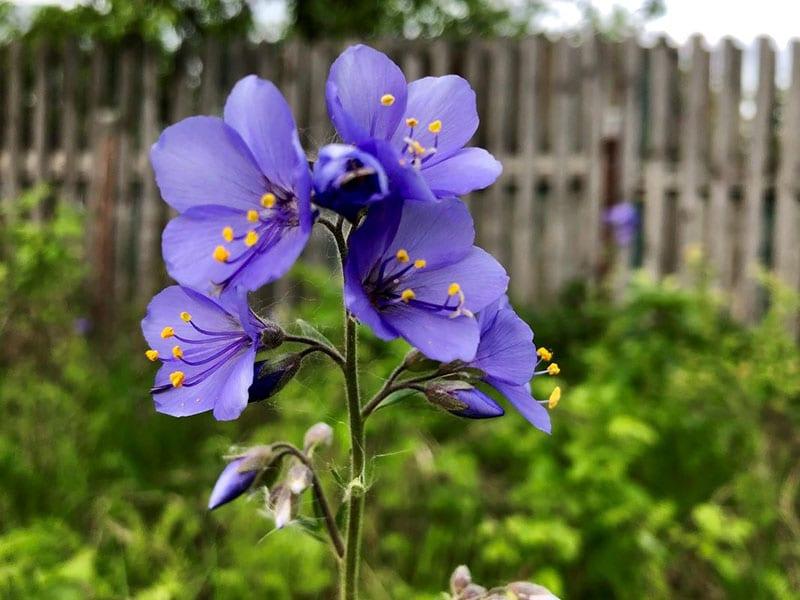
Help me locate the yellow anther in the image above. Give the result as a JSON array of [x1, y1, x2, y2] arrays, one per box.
[[427, 119, 442, 133], [222, 226, 234, 242], [401, 289, 416, 303], [261, 192, 276, 208], [537, 347, 553, 362], [246, 209, 259, 222], [548, 386, 561, 409], [405, 117, 419, 128], [409, 140, 426, 155], [380, 93, 395, 106], [213, 245, 230, 263], [180, 311, 192, 322], [160, 326, 175, 339], [169, 370, 185, 388], [448, 282, 461, 296], [395, 248, 409, 263], [145, 349, 159, 362], [172, 345, 183, 359], [414, 259, 427, 269], [245, 230, 259, 247], [547, 363, 560, 376]]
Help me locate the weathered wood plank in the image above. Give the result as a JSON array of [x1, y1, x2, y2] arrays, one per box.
[[510, 36, 539, 303], [678, 34, 710, 281], [735, 37, 775, 321], [643, 37, 672, 279], [3, 41, 22, 206], [135, 47, 162, 304], [774, 41, 800, 335], [708, 38, 742, 291]]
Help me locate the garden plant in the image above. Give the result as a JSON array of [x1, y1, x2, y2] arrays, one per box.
[[141, 44, 561, 598]]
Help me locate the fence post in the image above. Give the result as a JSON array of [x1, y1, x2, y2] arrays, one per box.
[[735, 37, 775, 321], [88, 111, 120, 329]]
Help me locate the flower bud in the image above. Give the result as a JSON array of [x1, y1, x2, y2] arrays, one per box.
[[459, 583, 487, 599], [303, 422, 334, 455], [403, 349, 440, 373], [425, 383, 504, 419], [259, 320, 285, 350], [312, 143, 388, 221], [247, 354, 303, 404], [268, 484, 294, 529], [286, 460, 312, 495], [506, 581, 560, 600], [450, 564, 472, 595], [208, 456, 259, 510]]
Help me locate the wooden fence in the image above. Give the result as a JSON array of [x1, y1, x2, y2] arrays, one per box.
[[2, 35, 800, 329]]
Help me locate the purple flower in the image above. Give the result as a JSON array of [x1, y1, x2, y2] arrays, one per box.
[[152, 75, 313, 296], [141, 285, 266, 420], [425, 382, 505, 419], [344, 198, 508, 363], [462, 295, 552, 433], [312, 143, 389, 220], [326, 45, 502, 199], [208, 456, 258, 510], [605, 202, 639, 247]]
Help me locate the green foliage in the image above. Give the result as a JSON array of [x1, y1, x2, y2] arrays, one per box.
[[1, 189, 798, 598]]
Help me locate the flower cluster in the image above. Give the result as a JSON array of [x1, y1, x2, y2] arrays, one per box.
[[142, 43, 560, 489]]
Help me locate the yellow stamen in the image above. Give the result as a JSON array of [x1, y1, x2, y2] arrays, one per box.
[[547, 363, 560, 376], [548, 386, 561, 409], [160, 326, 175, 339], [395, 248, 409, 263], [409, 140, 426, 155], [380, 93, 395, 106], [180, 311, 192, 323], [427, 119, 442, 133], [405, 117, 418, 128], [448, 283, 461, 296], [414, 259, 427, 269], [145, 349, 159, 362], [261, 192, 276, 208], [537, 347, 552, 362], [401, 289, 416, 303], [222, 226, 234, 242], [244, 230, 259, 247], [169, 370, 185, 388], [247, 209, 259, 223], [172, 345, 183, 359], [213, 245, 230, 263]]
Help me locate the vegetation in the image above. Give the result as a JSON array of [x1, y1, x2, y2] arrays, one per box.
[[1, 189, 797, 598]]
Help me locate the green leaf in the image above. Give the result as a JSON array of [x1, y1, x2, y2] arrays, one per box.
[[294, 319, 334, 347]]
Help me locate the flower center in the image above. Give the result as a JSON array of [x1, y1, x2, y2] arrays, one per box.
[[399, 117, 443, 169], [365, 248, 472, 318], [147, 311, 253, 394]]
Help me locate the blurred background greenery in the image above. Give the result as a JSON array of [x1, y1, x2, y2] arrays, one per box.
[[1, 1, 800, 599], [1, 188, 798, 599]]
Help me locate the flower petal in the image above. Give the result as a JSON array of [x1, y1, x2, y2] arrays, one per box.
[[141, 285, 242, 356], [223, 76, 304, 192], [385, 197, 474, 269], [326, 45, 407, 144], [152, 345, 255, 420], [344, 257, 400, 341], [162, 205, 311, 295], [409, 246, 509, 315], [381, 305, 480, 363], [490, 379, 552, 434], [208, 457, 258, 510], [421, 147, 502, 197], [473, 308, 536, 386], [451, 387, 505, 419], [391, 75, 478, 162], [150, 116, 265, 213]]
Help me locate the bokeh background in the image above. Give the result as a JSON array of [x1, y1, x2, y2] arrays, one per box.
[[1, 1, 799, 598]]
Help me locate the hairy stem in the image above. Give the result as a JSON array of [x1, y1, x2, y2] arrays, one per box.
[[284, 334, 346, 367], [271, 442, 345, 559]]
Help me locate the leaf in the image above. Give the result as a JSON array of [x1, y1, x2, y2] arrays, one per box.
[[294, 319, 334, 347]]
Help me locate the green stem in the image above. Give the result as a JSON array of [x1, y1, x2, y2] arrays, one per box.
[[322, 215, 365, 599], [342, 311, 364, 600]]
